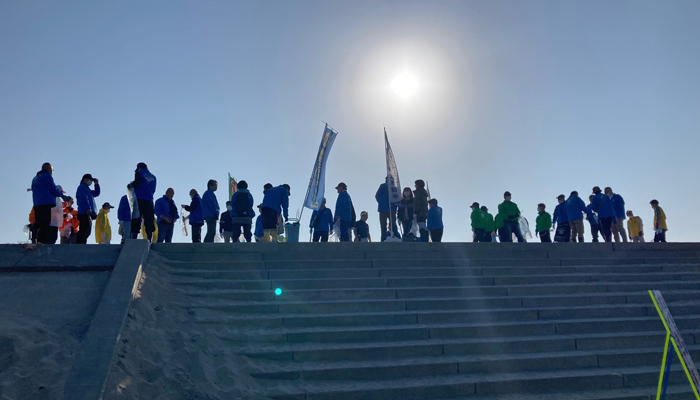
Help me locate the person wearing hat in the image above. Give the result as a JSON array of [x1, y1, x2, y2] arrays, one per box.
[[552, 194, 570, 243], [650, 200, 667, 242], [31, 162, 70, 244], [95, 202, 114, 244], [566, 191, 587, 242], [154, 188, 179, 243], [75, 173, 101, 244], [591, 186, 616, 242], [498, 191, 524, 242], [260, 184, 291, 242], [129, 162, 157, 241], [355, 211, 372, 242], [535, 203, 552, 243], [481, 206, 495, 242], [334, 182, 353, 242], [470, 202, 485, 242], [310, 198, 333, 242]]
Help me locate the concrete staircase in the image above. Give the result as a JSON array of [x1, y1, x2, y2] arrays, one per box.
[[151, 242, 700, 400]]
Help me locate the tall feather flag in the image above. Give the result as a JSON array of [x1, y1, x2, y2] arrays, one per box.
[[385, 127, 402, 215], [303, 124, 339, 212], [228, 174, 238, 202]]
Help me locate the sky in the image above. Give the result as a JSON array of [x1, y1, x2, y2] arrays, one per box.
[[1, 0, 698, 244]]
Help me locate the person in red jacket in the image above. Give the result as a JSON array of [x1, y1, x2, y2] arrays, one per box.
[[60, 197, 80, 244]]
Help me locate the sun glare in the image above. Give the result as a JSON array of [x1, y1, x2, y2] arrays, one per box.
[[391, 72, 418, 98]]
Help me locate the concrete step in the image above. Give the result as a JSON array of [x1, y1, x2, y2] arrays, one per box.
[[431, 383, 695, 400], [249, 346, 700, 381], [261, 364, 692, 400]]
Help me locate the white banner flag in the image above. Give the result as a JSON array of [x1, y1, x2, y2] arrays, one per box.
[[384, 128, 401, 206]]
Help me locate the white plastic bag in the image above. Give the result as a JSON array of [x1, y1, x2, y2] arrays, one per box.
[[518, 216, 532, 241], [127, 188, 140, 220], [410, 217, 419, 236], [50, 197, 63, 227], [330, 221, 341, 242], [181, 207, 189, 236]]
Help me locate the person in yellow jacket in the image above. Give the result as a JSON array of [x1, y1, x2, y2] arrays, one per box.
[[140, 217, 159, 243], [650, 199, 667, 243], [625, 210, 644, 242], [95, 202, 114, 244]]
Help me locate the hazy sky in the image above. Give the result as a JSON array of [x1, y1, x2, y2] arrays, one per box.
[[1, 0, 698, 244]]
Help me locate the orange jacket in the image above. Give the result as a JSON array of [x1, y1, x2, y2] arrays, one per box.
[[29, 208, 35, 224], [61, 202, 80, 233]]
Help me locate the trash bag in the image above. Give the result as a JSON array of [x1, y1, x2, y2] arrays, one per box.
[[518, 216, 532, 241], [127, 188, 140, 220], [181, 208, 189, 236], [50, 197, 62, 227], [23, 224, 30, 236], [330, 221, 341, 242], [410, 217, 419, 236]]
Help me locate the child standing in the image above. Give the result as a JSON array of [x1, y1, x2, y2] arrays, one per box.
[[355, 211, 371, 242], [535, 203, 552, 243], [95, 202, 113, 244], [427, 199, 444, 242]]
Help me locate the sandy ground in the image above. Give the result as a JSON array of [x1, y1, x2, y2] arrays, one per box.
[[0, 312, 78, 400], [103, 253, 271, 400]]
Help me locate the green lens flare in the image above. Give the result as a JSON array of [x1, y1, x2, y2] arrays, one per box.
[[275, 288, 282, 296]]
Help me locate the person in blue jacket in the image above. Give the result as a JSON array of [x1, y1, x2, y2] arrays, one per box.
[[309, 198, 333, 242], [220, 201, 234, 243], [201, 179, 220, 243], [607, 187, 628, 243], [260, 184, 290, 242], [565, 191, 587, 243], [230, 180, 255, 243], [183, 189, 203, 243], [75, 173, 101, 244], [154, 188, 179, 243], [117, 187, 132, 243], [586, 195, 601, 243], [552, 194, 570, 243], [427, 198, 444, 243], [591, 186, 616, 242], [129, 162, 157, 241], [334, 182, 353, 242], [254, 205, 264, 242], [31, 162, 69, 244], [375, 178, 400, 242]]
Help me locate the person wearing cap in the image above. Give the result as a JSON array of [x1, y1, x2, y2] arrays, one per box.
[[626, 210, 644, 242], [261, 184, 291, 242], [183, 189, 203, 243], [95, 202, 114, 244], [129, 162, 157, 241], [60, 197, 79, 244], [230, 180, 255, 243], [310, 198, 333, 242], [154, 188, 179, 243], [566, 191, 587, 243], [586, 195, 601, 242], [591, 186, 616, 242], [606, 187, 628, 243], [498, 191, 524, 242], [552, 194, 570, 243], [481, 206, 495, 242], [117, 186, 133, 243], [355, 211, 372, 242], [470, 202, 485, 242], [31, 162, 70, 244], [200, 179, 220, 243], [650, 200, 667, 242], [75, 173, 101, 244], [413, 180, 430, 242], [428, 199, 444, 242], [375, 178, 400, 242], [334, 182, 353, 242], [535, 203, 552, 243]]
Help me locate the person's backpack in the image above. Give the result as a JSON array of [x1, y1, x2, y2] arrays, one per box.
[[234, 193, 251, 217]]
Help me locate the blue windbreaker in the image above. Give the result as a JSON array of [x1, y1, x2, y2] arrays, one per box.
[[592, 193, 616, 218], [261, 186, 289, 219], [185, 195, 203, 225], [230, 189, 255, 219], [585, 204, 599, 226], [154, 196, 179, 224], [310, 208, 333, 232], [201, 189, 220, 219], [118, 195, 131, 222], [553, 203, 569, 224], [565, 195, 587, 222], [375, 183, 390, 212], [76, 182, 101, 216], [612, 194, 626, 219], [254, 215, 264, 237], [335, 190, 353, 222], [31, 171, 63, 207], [133, 168, 157, 201], [427, 206, 444, 230]]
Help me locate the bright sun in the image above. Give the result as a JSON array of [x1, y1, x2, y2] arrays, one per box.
[[391, 72, 418, 98]]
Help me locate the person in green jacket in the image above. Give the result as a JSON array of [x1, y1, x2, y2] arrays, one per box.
[[470, 202, 485, 242], [481, 206, 495, 242], [498, 191, 524, 242], [535, 203, 552, 243]]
